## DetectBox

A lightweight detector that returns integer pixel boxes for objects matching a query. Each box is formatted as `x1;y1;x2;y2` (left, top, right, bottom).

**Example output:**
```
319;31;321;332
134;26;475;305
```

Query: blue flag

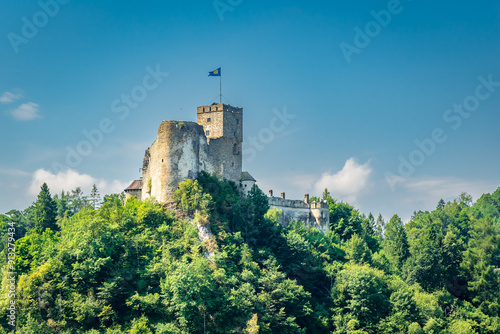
209;67;221;76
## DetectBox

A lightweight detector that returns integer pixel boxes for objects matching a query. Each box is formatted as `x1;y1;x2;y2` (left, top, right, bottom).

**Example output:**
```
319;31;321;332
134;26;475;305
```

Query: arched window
233;143;239;155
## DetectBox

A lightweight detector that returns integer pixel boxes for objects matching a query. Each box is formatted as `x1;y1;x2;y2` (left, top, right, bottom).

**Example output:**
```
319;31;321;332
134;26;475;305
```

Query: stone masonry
125;103;330;233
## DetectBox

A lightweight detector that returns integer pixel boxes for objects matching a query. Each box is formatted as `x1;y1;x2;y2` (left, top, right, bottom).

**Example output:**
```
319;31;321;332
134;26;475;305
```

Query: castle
124;103;329;233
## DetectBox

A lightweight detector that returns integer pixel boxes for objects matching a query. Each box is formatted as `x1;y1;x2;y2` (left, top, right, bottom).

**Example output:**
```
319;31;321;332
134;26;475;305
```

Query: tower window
207;117;211;123
236;119;239;124
206;130;210;136
233;143;239;155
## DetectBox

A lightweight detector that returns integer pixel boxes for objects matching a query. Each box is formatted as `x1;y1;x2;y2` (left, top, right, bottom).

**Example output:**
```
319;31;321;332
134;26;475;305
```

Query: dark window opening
236;118;239;124
207;117;211;122
206;130;210;136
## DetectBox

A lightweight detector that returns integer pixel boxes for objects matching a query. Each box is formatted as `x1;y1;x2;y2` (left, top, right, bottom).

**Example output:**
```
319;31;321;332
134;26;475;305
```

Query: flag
209;67;221;76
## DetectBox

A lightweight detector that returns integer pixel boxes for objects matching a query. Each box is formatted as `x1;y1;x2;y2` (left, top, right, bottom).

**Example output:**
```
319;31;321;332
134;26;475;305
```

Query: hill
1;173;499;333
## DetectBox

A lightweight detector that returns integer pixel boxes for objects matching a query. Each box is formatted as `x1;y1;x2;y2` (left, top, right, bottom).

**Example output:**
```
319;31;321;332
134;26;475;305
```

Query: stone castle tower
133;103;250;203
124;102;330;233
196;103;243;182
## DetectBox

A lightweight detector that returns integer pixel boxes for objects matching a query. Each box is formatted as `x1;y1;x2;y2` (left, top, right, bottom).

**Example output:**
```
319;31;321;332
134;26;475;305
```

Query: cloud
314;158;373;203
11;102;41;121
402;176;496;206
0;91;22;104
0;167;30;177
29;168;130;197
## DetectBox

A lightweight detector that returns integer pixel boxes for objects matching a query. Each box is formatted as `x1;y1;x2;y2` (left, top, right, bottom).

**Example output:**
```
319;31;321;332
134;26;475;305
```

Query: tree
163;258;222;333
243;314;260;334
458;192;473;208
441;229;466;296
404;219;444;291
461;217;500;311
173;179;211;216
90;184;101;209
384;215;409;270
375;214;385;239
54;190;70;219
240;184;269;245
362;213;376;237
332;264;390;330
69;187;90;214
330;202;363;242
345;234;371;264
33;183;58;233
322;188;331;201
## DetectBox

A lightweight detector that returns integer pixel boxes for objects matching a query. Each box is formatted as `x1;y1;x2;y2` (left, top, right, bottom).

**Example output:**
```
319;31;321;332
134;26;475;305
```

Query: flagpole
220;73;222;104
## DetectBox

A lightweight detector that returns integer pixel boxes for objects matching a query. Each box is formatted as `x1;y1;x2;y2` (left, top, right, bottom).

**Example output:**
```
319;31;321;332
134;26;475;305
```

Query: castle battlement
197;103;243;114
267;190;330;233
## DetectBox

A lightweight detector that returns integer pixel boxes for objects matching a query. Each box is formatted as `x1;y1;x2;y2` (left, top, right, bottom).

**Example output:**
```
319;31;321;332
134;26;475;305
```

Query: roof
125;180;143;191
240;171;256;182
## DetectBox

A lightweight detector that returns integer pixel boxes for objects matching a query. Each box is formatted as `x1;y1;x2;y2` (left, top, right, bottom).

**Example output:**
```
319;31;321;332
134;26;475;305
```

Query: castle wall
142;121;208;202
125;189;142;200
196;108;224;139
268;197;330;234
207;137;242;183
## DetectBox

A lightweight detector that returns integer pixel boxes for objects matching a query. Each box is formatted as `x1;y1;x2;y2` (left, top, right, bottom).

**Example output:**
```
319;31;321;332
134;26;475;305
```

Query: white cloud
0;167;30;177
29;168;130;197
402;176;497;206
314;158;373;203
0;91;22;104
11;102;41;121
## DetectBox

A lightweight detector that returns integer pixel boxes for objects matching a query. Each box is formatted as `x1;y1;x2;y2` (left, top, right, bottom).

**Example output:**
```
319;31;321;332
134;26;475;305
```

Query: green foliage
33;182;58;233
329;201;363;241
344;234;371;264
173;179;211;216
332;264;390;330
2;180;500;333
384;215;410;270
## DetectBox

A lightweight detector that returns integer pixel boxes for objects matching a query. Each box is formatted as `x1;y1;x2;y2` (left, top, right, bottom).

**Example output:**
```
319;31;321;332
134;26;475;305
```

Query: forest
0;172;499;333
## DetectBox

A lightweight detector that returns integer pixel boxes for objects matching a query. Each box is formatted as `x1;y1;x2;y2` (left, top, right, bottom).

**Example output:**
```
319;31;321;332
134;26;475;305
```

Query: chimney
281;192;285;199
269;189;273;197
304;194;309;203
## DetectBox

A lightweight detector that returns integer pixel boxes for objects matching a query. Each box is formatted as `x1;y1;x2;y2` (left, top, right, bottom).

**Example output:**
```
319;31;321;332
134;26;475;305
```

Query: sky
1;0;499;222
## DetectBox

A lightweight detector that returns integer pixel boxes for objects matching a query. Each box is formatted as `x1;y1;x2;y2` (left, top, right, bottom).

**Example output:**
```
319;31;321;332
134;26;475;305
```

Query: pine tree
55;190;69;218
89;184;101;209
33;183;58;233
376;214;386;239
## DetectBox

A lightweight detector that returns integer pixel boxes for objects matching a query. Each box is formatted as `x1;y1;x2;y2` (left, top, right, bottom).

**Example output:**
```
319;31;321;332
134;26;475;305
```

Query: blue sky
1;0;499;221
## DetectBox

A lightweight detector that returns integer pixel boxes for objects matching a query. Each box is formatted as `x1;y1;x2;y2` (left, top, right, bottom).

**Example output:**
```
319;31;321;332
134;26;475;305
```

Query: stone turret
197;103;243;183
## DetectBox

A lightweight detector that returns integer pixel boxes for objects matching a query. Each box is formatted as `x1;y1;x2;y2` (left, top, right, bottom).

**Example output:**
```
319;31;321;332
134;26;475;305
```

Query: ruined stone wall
268;197;330;234
142;121;208;202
